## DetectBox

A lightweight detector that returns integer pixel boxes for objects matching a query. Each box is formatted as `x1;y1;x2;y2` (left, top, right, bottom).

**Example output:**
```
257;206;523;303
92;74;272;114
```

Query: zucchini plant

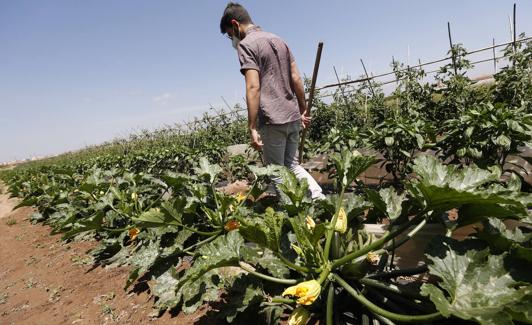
155;151;531;324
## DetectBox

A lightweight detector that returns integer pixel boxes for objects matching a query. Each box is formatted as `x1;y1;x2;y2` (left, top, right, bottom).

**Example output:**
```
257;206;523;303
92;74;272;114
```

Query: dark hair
220;2;253;34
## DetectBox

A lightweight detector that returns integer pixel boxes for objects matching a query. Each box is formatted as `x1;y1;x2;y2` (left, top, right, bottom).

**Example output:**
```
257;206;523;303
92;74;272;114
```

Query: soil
0;184;221;325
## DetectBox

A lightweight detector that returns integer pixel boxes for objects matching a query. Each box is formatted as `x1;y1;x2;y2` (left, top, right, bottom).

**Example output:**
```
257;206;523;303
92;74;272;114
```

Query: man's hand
244;69;261;150
301;113;312;129
250;128;263;151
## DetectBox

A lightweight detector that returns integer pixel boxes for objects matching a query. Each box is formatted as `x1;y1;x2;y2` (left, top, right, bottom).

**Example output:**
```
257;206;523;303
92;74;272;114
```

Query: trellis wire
316;36;530;92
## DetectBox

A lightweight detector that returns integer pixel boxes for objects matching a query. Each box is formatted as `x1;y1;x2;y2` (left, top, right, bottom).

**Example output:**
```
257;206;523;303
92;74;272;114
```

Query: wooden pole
447;22;458;75
407;45;410;67
513;3;517;51
298;41;324;163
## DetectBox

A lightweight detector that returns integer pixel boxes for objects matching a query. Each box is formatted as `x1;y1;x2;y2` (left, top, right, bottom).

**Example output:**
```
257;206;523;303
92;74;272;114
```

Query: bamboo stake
221;96;233;111
298;42;324;163
333;65;349;105
364;93;368;124
360;59;376;97
492;38;497;73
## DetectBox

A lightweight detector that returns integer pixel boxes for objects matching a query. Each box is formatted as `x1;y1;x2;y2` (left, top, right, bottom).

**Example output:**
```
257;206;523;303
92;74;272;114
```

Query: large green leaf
277;168;311;216
177;231;244;290
330;150;376;190
288;214;321;266
365;187;406;221
152;267;182;310
89;232;131;267
217;274;264;323
126;241;160;289
240;244;290;278
14;196;37;209
421;237;532;325
125;229;194;289
316;193;370;225
408;155;530;225
180;270;221;314
238;207;285;252
151;264;221;314
507;295;532;323
160;171;192;191
193;157;222;183
412;155;498;190
476;218;532;262
132;208;180;227
62;210;105;239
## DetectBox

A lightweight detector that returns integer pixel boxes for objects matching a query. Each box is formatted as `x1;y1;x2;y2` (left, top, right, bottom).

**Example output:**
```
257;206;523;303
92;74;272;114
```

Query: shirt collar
245;25;261;34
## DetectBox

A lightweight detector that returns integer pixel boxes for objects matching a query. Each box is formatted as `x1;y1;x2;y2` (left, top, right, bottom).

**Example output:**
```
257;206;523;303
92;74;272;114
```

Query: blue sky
1;1;530;163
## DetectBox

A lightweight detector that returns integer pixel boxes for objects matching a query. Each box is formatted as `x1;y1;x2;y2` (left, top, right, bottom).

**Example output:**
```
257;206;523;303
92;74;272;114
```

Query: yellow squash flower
282;280;321;305
288;306;311;325
305;216;315;230
128;227;140;241
366;251;380;265
235;192;247;204
334;207;347;234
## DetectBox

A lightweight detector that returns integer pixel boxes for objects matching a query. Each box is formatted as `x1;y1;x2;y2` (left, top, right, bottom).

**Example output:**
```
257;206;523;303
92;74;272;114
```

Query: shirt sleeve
287;45;296;63
237;42;259;75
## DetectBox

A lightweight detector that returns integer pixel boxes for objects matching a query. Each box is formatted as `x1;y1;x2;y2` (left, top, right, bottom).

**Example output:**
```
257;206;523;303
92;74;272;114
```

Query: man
220;2;325;200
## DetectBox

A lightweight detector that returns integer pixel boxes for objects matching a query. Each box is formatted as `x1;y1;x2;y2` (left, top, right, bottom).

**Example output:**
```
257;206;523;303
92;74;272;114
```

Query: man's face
226;21;241;41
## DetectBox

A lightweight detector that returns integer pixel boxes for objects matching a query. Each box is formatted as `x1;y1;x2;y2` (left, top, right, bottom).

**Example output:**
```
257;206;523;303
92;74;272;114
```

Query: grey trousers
259;120;324;199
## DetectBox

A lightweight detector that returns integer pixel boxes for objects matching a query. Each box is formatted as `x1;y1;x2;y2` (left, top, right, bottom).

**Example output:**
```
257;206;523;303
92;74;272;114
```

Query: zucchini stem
239;261;299;285
333;273;442;323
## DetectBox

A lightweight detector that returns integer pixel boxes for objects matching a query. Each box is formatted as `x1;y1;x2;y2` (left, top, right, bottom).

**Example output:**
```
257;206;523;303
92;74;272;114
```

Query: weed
0;292;8;304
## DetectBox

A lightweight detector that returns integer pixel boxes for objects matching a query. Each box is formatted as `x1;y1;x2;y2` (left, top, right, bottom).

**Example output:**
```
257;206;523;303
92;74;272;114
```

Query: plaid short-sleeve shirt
237;26;301;127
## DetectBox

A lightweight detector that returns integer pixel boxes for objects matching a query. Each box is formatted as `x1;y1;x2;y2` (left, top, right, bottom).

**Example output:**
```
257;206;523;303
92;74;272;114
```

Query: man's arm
290;61;311;128
244;69;263;150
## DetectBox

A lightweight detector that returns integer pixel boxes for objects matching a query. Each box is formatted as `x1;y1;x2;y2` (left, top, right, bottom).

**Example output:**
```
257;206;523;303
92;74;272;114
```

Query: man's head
220;2;253;42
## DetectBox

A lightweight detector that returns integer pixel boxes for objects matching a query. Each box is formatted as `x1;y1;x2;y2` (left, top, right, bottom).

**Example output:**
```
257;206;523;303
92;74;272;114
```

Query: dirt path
0;186;216;325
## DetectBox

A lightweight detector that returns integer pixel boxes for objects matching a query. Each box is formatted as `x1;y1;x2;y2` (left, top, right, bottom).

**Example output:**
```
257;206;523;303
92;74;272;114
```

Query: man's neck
240;23;255;38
